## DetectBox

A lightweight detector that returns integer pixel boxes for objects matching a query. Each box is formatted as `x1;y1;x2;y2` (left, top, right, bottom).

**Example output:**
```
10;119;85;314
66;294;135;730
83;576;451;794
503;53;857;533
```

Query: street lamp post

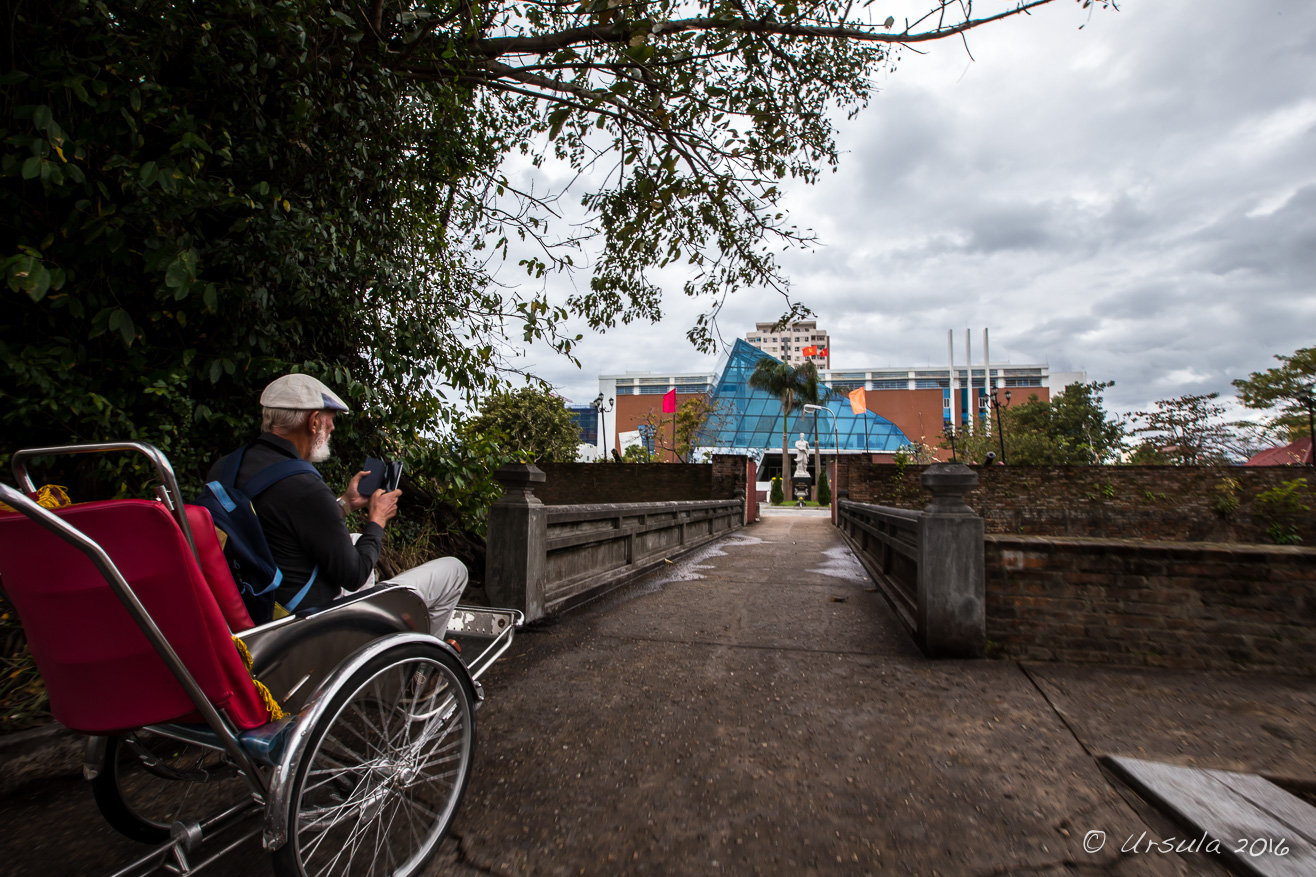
591;393;614;461
990;389;1012;464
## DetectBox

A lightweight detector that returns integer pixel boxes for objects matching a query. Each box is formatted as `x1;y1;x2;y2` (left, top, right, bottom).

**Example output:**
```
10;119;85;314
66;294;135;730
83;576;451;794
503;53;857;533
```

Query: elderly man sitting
208;374;467;635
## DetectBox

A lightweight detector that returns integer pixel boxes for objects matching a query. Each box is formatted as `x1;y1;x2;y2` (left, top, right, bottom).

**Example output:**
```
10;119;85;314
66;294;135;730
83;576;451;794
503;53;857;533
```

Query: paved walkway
2;515;1312;875
446;515;1315;876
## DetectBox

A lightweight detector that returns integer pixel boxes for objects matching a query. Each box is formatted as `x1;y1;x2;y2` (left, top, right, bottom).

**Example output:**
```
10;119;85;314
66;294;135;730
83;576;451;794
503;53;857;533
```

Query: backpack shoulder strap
218;445;248;488
241;458;323;499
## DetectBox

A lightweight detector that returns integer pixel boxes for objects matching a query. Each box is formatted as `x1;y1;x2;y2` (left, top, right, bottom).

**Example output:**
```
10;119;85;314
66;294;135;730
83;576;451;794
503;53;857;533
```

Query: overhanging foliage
2;0;1108;491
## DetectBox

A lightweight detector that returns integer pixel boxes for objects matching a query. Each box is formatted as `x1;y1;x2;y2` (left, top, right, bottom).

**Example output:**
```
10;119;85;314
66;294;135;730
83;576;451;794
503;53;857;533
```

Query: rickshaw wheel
272;640;476;877
92;730;250;844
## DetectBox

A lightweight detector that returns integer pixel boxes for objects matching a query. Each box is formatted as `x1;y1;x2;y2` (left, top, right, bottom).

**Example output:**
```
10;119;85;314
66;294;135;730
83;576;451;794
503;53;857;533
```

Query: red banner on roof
662;388;677;413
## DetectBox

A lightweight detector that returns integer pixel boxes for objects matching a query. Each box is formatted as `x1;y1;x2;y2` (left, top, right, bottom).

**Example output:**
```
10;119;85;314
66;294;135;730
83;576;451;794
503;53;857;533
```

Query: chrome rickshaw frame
0;442;521;877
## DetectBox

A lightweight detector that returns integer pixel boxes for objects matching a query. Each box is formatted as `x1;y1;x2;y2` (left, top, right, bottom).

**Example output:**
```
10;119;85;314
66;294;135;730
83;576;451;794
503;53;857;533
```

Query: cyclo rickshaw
0;442;520;876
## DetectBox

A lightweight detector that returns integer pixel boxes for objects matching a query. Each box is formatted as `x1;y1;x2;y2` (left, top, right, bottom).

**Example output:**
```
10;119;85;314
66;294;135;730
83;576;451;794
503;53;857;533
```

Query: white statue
792;432;811;478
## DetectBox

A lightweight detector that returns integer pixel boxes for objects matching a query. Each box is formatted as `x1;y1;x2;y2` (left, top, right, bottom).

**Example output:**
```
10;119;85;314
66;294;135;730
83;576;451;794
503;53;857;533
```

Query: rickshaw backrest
0;499;274;734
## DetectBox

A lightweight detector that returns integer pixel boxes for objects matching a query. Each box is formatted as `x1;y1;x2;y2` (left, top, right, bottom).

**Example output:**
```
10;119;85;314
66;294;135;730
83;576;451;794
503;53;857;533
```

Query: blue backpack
196;445;323;626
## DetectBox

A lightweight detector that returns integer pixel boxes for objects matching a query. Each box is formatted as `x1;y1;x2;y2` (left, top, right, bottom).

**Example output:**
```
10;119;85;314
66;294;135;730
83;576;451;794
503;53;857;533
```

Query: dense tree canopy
946;381;1124;465
464;386;581;462
2;0;1107;495
1233;345;1316;442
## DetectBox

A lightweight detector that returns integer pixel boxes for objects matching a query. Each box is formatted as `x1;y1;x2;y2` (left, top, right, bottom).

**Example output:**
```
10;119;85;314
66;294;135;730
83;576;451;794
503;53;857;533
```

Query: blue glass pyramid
696;339;909;455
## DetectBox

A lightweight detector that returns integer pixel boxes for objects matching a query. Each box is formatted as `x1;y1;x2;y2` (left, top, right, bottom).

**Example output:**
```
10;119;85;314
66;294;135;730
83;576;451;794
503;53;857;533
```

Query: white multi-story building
744;321;831;367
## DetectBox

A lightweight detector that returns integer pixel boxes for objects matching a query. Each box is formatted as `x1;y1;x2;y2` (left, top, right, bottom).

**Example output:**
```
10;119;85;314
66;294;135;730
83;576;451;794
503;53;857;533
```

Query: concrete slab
1023;663;1316;780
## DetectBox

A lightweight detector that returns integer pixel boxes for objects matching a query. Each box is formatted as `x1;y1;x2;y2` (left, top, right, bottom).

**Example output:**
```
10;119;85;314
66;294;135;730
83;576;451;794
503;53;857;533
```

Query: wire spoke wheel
92;730;252;844
274;642;475;877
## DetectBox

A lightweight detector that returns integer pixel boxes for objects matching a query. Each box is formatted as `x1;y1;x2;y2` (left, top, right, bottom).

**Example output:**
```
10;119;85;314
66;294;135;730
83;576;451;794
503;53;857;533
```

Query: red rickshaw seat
0;499;273;734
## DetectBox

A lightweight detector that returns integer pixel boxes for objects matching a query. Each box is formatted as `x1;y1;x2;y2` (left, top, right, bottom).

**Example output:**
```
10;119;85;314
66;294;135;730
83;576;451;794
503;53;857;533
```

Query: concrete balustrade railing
485;463;746;622
836;463;985;658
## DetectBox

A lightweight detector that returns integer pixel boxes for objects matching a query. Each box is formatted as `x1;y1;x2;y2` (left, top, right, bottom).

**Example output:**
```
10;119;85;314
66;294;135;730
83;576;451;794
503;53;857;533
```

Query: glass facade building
696;340;910;454
566;405;598;445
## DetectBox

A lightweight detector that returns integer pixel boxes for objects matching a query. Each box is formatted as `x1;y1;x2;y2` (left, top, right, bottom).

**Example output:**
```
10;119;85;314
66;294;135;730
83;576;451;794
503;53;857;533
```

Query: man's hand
367;488;402;528
341;470;374;513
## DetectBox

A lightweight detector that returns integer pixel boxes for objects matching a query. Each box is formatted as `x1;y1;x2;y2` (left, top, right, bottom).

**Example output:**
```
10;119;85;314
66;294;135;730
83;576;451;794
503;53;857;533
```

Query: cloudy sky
504;0;1316;417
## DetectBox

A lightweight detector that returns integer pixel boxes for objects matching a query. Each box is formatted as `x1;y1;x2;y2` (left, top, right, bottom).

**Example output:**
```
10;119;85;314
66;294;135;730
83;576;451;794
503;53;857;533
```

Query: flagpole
671;412;677;463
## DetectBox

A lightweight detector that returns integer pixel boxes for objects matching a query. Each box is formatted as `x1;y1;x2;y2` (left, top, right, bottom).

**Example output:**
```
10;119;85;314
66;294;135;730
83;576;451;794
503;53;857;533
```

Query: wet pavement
2;514;1313;875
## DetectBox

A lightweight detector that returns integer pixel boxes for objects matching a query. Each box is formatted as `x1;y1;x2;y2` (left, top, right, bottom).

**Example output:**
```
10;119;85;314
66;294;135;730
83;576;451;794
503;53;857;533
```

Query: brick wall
835;461;1316;543
534;456;748;505
985;535;1316;674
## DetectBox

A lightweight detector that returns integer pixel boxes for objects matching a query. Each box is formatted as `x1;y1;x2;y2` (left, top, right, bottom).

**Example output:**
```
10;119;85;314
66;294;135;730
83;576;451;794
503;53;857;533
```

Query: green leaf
6;255;52;301
21;156;41;179
164;250;197;289
107;308;135;346
547;108;570;141
139;161;158;186
32;105;51;131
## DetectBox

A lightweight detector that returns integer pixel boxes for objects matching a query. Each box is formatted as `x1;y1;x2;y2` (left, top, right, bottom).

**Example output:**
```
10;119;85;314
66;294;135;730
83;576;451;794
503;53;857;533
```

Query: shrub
1255;478;1311;545
769;476;784;505
817;467;831;505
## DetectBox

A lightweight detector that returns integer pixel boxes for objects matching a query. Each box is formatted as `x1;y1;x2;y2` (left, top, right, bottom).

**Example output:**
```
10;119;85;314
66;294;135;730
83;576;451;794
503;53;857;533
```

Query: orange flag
801;345;817;356
848;387;867;415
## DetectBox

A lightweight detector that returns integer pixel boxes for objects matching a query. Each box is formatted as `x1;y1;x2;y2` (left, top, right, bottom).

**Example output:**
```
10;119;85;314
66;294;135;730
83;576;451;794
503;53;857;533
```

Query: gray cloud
507;0;1316;418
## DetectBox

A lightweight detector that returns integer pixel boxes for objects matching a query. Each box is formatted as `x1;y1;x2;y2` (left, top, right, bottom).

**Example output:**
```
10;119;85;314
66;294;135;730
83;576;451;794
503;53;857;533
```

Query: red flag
662;388;676;413
818;347;828;356
848;387;867;415
801;345;817;356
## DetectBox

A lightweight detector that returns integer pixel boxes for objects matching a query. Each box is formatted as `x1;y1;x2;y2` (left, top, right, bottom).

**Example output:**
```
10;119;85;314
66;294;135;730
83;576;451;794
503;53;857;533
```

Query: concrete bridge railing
836;463;985;658
485;463;746;622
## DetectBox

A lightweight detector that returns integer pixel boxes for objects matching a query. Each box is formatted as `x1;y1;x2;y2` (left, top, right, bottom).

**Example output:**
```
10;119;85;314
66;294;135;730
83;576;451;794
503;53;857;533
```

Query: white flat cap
260;374;350;412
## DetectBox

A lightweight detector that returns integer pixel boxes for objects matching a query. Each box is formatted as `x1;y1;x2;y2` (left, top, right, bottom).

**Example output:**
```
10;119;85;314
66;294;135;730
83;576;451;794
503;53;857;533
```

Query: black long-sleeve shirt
207;433;382;610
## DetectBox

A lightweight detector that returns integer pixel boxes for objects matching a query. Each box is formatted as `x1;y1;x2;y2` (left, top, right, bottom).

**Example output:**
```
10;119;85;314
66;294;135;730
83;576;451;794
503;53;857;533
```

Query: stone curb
0;722;84;797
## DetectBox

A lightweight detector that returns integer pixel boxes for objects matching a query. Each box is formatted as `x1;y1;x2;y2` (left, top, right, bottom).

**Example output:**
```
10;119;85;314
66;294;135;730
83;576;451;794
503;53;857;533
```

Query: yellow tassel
254;679;287;721
232;636;253;670
231;636;284;721
0;484;72;513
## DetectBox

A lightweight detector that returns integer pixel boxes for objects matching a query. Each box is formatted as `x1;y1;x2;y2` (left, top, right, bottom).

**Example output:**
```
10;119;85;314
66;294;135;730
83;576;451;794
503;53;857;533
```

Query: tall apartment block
744;321;831;368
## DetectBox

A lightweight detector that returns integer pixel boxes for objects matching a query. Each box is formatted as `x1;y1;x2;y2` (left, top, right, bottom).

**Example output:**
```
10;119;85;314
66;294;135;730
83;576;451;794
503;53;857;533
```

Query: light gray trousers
351;534;469;636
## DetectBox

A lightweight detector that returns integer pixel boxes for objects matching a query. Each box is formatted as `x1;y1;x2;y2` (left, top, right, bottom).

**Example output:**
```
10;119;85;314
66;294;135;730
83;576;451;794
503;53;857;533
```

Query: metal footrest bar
105;799;260;877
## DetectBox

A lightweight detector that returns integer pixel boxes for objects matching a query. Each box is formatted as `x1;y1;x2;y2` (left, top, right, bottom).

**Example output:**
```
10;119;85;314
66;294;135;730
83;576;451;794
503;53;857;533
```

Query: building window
871;380;906;390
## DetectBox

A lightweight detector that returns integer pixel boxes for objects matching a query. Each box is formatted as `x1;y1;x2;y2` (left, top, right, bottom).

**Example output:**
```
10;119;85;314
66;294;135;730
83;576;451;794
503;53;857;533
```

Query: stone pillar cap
920;462;978;514
493;463;546;487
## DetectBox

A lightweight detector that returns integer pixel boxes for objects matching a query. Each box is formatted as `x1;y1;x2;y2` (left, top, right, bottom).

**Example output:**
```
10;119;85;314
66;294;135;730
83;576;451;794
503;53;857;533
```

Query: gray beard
309;430;332;463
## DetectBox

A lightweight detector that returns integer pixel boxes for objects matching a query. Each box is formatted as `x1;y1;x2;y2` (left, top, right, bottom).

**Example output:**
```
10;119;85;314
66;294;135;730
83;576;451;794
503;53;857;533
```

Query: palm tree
748;356;825;482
